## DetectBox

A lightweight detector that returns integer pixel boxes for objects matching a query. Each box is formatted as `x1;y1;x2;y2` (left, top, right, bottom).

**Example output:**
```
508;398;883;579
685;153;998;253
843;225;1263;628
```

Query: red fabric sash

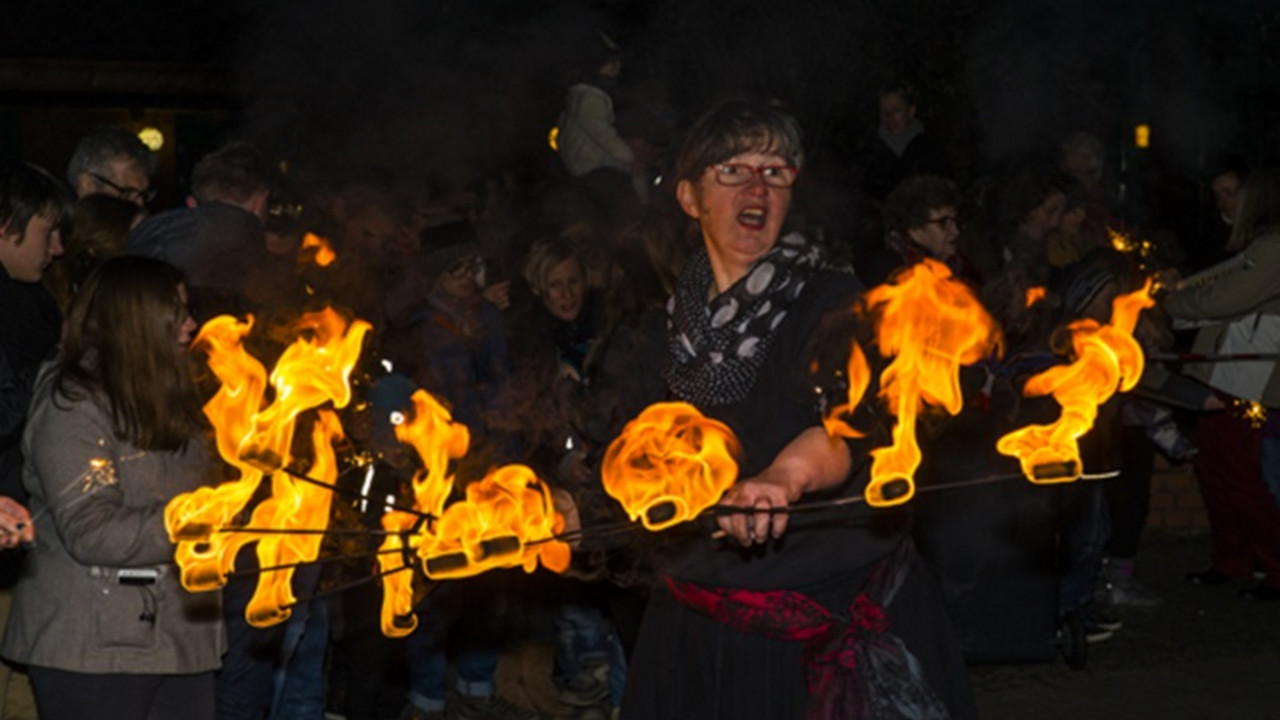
664;539;949;720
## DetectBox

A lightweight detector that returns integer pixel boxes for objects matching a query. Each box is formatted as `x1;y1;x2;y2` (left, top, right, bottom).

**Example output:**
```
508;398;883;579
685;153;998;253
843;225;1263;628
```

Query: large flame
837;259;1002;507
600;401;740;531
376;389;570;637
997;280;1154;482
166;308;371;625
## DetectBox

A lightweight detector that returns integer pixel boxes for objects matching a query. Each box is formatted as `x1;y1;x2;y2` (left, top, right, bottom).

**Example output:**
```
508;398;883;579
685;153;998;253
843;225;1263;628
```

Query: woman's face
906;206;960;260
541;257;586;322
175;284;197;347
676;150;793;283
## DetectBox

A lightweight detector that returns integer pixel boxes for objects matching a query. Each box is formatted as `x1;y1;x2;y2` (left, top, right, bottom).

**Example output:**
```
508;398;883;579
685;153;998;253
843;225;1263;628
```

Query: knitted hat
1056;248;1129;317
419;218;480;279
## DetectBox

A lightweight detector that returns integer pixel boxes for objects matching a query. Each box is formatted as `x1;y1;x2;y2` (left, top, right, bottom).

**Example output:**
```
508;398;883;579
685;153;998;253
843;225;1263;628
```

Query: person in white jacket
557;40;648;226
558;52;633;179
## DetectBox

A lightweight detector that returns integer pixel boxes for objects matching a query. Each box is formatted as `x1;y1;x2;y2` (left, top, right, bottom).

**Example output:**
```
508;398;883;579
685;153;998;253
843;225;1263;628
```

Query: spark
1237;399;1268;428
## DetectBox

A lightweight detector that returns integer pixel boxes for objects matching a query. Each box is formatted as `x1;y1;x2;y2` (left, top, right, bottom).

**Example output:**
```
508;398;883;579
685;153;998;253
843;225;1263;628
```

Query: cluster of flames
820;261;1154;504
164;307;569;637
163;248;1155;635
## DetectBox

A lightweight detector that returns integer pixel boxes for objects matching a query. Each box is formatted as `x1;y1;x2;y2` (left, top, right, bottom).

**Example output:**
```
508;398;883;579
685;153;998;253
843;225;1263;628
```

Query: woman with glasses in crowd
1;256;222;720
616;99;975;720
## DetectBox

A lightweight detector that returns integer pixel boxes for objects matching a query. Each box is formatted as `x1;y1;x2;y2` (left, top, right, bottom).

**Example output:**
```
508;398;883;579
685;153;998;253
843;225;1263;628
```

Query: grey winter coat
0;370;223;674
1163;230;1280;406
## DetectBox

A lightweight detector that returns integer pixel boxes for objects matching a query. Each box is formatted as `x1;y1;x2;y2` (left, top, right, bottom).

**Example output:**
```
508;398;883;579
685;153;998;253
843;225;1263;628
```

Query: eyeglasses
708;163;799;189
924;214;960;229
89;172;156;204
446;257;483;278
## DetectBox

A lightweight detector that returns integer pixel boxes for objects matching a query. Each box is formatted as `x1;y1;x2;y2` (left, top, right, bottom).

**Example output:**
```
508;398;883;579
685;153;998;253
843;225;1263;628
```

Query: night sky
7;0;1280;187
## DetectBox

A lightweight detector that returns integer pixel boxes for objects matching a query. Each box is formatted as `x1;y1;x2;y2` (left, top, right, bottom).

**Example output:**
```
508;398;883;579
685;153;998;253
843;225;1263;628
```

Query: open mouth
738;207;766;230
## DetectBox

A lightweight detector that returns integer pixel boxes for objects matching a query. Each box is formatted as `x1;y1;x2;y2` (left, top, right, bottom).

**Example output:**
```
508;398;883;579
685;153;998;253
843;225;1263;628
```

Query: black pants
29;666;215;720
1106;425;1156;559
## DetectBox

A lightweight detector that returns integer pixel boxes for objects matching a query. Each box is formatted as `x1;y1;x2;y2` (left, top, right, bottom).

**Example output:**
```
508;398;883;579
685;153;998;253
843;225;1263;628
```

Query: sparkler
26;450;147;528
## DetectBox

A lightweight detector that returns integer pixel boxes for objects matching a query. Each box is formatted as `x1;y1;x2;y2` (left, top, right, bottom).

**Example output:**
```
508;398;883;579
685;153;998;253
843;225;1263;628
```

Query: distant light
137;127;164;151
548;126;559;152
1134;124;1150;149
381;359;394;373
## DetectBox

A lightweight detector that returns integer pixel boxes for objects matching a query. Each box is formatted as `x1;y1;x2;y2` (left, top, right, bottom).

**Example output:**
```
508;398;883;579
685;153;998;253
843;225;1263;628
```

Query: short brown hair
882;175;961;236
55;256;203;451
191;142;271;205
674;98;804;185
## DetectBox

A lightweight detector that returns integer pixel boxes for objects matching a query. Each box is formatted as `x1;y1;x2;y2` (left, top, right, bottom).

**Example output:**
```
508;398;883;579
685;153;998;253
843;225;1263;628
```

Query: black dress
621;269;976;720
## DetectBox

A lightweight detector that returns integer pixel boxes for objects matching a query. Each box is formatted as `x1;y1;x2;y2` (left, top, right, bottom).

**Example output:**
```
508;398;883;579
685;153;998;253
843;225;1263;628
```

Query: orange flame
166;308;371;626
841;259;1002;507
822;341;872;440
300;232;336;267
376;389;570;637
1025;286;1047;308
996;280;1154;483
601;401;740;531
418;464;570;580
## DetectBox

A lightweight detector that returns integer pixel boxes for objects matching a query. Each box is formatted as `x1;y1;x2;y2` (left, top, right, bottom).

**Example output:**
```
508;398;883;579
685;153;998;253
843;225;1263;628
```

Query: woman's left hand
716;467;805;547
714;427;853;547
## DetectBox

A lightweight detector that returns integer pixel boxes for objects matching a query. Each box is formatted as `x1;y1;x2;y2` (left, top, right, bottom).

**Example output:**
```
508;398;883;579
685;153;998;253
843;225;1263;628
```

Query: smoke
967;0;1275;175
231;0;613;192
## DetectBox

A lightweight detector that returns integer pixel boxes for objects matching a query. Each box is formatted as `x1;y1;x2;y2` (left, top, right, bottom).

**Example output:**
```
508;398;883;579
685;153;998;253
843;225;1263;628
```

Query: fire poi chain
161;264;1155;638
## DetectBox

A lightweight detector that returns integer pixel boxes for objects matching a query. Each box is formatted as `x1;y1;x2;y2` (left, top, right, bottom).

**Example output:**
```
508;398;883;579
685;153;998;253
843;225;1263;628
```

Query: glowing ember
300;232;337;267
835;259;1002;507
601;401;740;531
165;308;371;625
1025;286;1047;308
997;280;1154;483
1109;227;1137;254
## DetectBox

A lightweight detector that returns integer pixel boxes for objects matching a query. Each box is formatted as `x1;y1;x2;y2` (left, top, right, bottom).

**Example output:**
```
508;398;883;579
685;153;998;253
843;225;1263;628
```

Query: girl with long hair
1;255;222;720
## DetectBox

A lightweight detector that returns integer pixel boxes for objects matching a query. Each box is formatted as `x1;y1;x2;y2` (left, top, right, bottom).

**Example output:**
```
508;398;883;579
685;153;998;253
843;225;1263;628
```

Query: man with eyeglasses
65;125;156;207
128;142;279;322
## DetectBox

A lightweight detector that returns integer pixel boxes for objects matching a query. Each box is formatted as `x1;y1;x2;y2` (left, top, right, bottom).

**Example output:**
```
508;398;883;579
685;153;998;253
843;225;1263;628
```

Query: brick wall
1146;457;1210;533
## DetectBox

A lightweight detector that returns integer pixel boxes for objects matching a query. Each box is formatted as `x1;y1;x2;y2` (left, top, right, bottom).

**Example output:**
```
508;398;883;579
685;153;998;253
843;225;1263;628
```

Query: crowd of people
0;53;1279;720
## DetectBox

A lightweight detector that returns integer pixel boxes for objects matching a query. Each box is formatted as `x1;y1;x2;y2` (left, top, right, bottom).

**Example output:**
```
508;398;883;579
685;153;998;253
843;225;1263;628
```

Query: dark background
4;0;1278;230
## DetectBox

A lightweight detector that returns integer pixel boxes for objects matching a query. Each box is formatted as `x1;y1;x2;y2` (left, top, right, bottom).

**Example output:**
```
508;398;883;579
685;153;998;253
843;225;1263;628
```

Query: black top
663;269;909;590
0;266;61;500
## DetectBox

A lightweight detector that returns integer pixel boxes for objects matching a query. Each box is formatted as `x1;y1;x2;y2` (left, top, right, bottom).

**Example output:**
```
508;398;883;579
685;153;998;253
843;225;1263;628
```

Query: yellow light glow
1134;124;1150;149
138;127;164;152
548;126;559;152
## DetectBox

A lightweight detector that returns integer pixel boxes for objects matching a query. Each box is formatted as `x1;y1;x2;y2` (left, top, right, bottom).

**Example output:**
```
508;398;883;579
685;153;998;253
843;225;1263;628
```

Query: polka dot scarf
665;232;825;407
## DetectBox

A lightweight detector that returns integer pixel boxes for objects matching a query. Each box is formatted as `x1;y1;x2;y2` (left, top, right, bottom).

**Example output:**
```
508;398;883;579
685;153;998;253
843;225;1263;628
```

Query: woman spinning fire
618;99;976;720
